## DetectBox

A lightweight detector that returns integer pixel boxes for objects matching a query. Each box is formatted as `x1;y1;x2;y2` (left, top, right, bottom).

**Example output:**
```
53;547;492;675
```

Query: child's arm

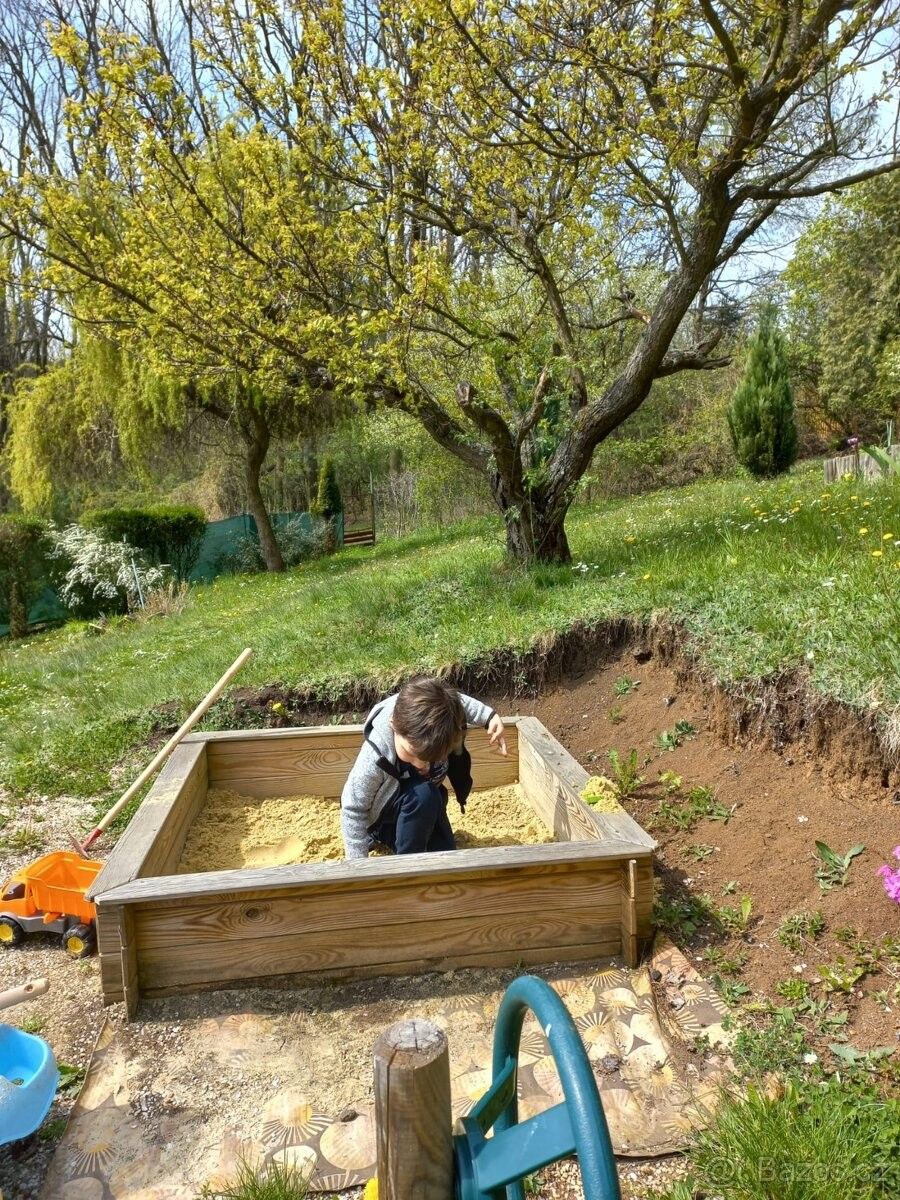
341;742;387;859
458;692;507;756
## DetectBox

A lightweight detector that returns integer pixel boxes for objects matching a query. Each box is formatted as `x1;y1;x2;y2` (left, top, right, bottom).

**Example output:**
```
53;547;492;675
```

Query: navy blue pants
369;778;457;855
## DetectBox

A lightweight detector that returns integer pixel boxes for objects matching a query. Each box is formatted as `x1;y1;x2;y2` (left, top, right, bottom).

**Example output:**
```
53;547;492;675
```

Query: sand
177;783;553;873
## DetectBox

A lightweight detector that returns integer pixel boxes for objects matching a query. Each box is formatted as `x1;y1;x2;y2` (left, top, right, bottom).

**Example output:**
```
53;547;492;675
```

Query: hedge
82;504;206;580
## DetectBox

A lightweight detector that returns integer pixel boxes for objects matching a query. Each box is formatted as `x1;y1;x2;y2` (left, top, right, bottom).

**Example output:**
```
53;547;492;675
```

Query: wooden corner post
374;1019;453;1200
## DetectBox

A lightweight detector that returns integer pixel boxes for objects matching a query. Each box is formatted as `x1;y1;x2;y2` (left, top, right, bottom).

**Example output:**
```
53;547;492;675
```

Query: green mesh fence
1;511;343;635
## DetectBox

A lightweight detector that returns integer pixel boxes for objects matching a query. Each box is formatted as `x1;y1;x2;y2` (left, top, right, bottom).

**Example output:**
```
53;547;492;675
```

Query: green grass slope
2;465;898;798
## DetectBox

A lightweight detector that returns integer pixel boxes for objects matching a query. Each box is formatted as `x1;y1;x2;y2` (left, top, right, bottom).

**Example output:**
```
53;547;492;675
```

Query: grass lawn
2;463;899;800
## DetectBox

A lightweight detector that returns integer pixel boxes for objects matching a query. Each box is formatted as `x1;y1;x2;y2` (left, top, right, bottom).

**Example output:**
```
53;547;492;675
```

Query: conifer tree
314;458;343;519
728;309;798;477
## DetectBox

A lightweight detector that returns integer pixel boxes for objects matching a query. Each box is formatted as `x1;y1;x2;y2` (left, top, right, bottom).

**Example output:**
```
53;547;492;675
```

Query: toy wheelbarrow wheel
0;917;25;948
62;923;96;959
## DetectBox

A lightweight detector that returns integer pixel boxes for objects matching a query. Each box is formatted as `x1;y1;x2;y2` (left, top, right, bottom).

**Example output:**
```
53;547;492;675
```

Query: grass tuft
650;1078;900;1200
198;1158;311;1200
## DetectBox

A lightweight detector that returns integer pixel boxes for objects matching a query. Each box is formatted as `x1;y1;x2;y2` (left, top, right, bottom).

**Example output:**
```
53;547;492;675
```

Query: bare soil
501;647;900;1059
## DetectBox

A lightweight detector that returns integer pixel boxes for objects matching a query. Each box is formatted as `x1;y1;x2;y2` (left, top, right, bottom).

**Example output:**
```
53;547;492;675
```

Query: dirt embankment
196;617;899;797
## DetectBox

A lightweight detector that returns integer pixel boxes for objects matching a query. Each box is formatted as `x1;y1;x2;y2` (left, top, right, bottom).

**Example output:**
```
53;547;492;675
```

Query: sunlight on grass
2;464;898;797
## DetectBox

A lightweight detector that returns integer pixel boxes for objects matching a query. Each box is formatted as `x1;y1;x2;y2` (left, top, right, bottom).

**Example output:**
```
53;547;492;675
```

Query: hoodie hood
362;694;399;762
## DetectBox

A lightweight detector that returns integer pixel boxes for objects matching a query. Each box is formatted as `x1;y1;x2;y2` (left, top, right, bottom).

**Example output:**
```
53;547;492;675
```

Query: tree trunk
242;414;285;572
8;577;28;639
504;506;571;563
490;473;572;564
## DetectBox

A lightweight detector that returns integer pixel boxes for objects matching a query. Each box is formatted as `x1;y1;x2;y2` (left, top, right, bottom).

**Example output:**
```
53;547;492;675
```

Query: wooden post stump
374;1018;453;1200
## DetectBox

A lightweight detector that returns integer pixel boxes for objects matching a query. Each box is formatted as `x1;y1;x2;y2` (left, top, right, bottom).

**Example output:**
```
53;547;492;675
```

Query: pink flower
877;847;900;904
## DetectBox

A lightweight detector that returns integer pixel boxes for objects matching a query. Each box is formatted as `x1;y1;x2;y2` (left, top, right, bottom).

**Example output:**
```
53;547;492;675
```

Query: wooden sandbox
89;718;656;1016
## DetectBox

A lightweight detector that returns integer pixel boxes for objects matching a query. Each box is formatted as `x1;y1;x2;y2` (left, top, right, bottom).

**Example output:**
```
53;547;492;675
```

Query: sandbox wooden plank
88;741;208;898
98;837;653;906
192;721;519;797
134;908;625;991
517;716;656;849
131;863;623;947
141;939;623;999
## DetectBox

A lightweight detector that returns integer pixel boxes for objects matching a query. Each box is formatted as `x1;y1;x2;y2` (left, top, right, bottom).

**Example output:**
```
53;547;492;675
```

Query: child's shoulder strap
365;736;402;780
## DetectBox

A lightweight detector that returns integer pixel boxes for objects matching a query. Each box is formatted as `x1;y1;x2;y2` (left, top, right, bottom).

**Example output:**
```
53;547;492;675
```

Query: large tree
2;0;898;561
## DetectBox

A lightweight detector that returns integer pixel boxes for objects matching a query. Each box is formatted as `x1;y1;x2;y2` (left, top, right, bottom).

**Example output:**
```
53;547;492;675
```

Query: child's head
392;678;466;767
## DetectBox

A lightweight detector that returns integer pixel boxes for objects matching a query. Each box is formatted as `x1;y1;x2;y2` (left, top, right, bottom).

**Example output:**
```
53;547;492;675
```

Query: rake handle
80;647;253;850
0;977;50;1012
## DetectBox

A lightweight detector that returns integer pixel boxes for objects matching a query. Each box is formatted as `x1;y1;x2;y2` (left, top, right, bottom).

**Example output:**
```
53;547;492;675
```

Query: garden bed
89;718;655;1016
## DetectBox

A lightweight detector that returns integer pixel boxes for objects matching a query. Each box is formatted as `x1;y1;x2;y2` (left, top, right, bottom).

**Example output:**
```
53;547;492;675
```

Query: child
341;677;508;858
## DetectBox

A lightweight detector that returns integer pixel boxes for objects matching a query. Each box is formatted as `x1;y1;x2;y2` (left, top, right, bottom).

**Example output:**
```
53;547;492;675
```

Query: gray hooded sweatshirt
340;691;496;859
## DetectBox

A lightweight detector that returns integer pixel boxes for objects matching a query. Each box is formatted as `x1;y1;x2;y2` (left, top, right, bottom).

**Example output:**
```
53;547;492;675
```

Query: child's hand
487;714;508;756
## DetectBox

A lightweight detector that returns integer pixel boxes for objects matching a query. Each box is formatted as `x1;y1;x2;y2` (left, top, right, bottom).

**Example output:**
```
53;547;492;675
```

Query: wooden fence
823;445;899;484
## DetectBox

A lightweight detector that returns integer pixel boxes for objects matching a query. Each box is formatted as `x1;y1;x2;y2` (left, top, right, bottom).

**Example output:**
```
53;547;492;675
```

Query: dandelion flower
883;532;893;540
859;527;869;535
642;573;651;581
872;550;883;558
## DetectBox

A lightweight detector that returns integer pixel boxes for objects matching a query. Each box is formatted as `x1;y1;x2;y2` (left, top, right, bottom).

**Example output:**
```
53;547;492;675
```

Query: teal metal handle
454;975;621;1200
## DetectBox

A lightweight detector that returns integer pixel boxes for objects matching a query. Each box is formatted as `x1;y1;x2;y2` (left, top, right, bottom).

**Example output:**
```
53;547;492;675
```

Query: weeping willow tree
6;338;331;569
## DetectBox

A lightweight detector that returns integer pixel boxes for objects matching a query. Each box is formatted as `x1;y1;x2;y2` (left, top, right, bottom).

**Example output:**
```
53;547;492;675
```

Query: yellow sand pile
177;783;551;872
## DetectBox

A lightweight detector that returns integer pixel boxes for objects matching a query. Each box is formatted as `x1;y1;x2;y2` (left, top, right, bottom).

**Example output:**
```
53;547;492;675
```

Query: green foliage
613;675;640;695
717;895;754;936
656;720;697;751
0;515;51;637
775;978;811;1002
728;307;798;478
654;1078;900;1200
588;367;739;499
57;1062;86;1094
653;889;716;940
198;1157;310;1200
312;458;343;520
225;517;333;575
816;957;870;994
732;1008;812;1078
714;976;751;1005
704;946;747;976
787;172;900;441
83;505;206;580
684;843;716;861
2;0;891;563
776;911;825;952
864;445;900;477
606;748;644;798
815;841;865;891
653;785;729;832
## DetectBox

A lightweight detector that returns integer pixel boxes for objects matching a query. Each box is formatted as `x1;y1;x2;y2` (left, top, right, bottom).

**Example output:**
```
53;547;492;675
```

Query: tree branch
744;158;900;201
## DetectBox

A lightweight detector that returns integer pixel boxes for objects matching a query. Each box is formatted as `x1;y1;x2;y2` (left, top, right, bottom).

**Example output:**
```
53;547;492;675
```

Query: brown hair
393;677;466;761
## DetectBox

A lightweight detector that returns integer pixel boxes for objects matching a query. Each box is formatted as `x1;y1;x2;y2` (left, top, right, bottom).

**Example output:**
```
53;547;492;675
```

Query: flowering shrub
224;517;332;574
877;847;900;904
49;525;167;616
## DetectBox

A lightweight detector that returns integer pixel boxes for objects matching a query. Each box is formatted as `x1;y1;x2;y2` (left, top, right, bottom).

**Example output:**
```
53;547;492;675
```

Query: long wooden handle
0;977;50;1012
81;648;253;849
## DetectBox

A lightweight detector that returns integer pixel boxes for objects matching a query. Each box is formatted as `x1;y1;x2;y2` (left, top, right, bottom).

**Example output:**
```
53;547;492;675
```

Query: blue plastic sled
0;1024;60;1145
